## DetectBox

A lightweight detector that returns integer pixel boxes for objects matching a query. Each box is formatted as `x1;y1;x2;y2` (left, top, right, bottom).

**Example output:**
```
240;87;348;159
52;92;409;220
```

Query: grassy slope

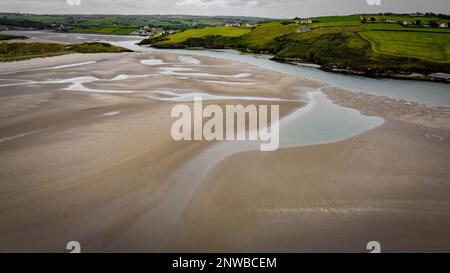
157;27;251;44
276;26;450;74
0;42;131;62
232;22;301;53
240;22;298;46
0;33;27;40
147;15;450;75
70;27;137;35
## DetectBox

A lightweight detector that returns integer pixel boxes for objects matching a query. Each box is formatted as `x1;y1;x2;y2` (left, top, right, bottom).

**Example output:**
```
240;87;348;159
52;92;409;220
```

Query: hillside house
440;22;448;28
225;23;241;27
296;19;313;25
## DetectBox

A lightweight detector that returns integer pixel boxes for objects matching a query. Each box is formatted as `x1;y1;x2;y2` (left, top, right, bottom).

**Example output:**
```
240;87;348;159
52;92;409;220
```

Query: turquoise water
279;91;383;148
113;42;397;148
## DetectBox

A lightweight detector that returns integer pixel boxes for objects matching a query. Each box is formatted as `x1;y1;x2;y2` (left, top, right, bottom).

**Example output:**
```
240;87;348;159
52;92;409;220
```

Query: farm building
296;19;313;25
225;23;241;27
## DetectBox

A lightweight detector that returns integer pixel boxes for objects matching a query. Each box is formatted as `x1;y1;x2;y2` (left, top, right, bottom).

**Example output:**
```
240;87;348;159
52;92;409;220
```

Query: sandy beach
171;88;450;253
0;50;312;252
0;32;449;252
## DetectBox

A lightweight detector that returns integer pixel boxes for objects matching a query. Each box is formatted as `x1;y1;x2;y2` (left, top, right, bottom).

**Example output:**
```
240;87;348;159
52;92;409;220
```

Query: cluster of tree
376;12;450;19
422;13;450;20
0;17;49;29
361;16;444;28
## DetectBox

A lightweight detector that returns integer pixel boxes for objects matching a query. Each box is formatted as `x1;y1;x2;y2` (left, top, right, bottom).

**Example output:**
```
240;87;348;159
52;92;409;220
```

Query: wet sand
2;30;143;45
0;50;312;252
171;88;450;253
1;33;449;252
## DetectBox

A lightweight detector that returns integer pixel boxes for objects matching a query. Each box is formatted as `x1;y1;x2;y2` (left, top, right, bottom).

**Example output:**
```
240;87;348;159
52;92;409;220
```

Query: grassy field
310;15;361;28
0;42;131;62
156;27;251;44
241;22;299;47
360;31;450;62
70;27;138;35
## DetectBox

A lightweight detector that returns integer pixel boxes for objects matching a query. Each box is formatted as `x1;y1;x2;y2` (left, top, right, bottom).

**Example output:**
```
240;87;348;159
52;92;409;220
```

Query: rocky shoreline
272;56;450;84
147;42;450;84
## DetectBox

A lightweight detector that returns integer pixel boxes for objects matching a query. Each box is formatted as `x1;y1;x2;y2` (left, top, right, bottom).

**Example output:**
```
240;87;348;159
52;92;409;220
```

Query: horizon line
1;11;448;20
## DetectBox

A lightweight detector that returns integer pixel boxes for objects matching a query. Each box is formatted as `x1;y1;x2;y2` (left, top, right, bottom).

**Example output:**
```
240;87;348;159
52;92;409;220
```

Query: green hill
0;42;132;62
0;13;272;34
0;33;27;40
142;14;450;79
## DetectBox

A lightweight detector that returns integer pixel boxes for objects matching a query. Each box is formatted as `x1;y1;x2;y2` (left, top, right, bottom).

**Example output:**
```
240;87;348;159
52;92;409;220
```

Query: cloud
0;0;448;18
175;0;261;8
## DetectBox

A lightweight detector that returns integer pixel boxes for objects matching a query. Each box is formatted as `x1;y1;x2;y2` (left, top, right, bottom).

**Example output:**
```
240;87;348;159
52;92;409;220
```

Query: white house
296;19;313;25
225;23;241;27
440;22;448;28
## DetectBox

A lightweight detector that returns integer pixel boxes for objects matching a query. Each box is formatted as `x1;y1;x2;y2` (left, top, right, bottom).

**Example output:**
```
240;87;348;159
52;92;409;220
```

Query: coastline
3;28;449;83
0;32;449;252
272;57;450;84
149;44;450;84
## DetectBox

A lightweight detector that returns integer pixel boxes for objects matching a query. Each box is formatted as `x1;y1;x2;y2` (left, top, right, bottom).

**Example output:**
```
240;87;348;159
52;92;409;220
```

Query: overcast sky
0;0;449;18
